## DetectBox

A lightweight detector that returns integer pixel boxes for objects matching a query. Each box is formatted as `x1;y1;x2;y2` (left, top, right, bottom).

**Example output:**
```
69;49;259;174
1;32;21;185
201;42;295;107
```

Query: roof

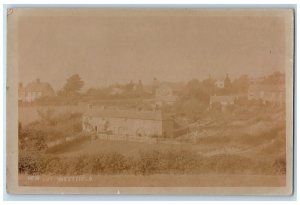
248;84;285;92
84;108;172;121
24;80;55;95
210;95;236;103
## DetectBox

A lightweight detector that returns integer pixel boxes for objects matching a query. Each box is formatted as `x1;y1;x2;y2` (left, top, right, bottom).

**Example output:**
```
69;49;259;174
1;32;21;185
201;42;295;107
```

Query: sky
18;11;287;90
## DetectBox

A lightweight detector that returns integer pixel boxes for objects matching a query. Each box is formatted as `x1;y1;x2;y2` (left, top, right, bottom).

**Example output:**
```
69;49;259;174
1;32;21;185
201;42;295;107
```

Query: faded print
8;8;293;193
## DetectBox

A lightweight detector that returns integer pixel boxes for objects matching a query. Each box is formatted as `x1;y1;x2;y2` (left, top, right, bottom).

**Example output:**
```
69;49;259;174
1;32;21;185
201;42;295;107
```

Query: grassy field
50;138;205;157
48;137;253;160
19;173;286;187
50;120;285;162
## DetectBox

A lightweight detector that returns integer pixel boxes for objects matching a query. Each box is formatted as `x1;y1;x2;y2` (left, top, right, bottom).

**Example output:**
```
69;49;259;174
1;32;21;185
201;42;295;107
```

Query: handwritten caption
26;175;93;183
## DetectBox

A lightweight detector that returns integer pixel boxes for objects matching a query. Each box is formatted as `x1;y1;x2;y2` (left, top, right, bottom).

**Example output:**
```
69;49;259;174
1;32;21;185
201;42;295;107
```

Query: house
110;87;124;95
215;80;225;88
18;83;27;103
18;79;55;103
248;84;285;105
82;106;174;138
209;95;236;111
155;82;183;105
214;74;231;89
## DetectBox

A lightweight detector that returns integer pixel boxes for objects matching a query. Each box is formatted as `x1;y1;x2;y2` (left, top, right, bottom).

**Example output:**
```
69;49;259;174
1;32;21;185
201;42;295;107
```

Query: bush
18;150;284;176
19;154;47;175
273;158;286;175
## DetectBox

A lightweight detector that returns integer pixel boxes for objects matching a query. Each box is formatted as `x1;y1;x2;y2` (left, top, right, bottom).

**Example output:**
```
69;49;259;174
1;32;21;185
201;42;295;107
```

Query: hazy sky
18;12;286;90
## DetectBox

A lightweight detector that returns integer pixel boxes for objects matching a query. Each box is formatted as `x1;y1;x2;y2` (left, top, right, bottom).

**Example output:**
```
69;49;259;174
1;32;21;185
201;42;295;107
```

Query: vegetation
18;150;285;176
19;110;83;153
59;74;84;96
18;71;286;178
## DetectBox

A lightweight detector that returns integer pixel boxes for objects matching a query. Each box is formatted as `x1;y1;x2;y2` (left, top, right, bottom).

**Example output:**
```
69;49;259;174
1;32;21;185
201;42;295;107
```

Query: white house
18;79;55;103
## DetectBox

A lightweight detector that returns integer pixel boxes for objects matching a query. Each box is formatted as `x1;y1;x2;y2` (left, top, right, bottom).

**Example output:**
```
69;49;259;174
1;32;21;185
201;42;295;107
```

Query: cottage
110;87;124;95
248;84;285;105
18;79;55;103
82;106;174;138
209;95;236;111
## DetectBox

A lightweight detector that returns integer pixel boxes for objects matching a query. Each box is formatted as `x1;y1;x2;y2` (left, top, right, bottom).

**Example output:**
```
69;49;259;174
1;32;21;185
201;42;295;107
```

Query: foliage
18;150;284;176
19;110;83;152
18;127;48;152
36;108;56;125
262;71;285;84
61;74;84;96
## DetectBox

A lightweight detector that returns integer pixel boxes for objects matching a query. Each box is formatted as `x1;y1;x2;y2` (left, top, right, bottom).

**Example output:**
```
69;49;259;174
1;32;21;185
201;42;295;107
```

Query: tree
182;79;211;103
224;74;232;91
263;71;285;84
62;74;84;96
125;80;134;92
185;79;201;97
231;74;250;93
202;77;216;95
136;80;144;95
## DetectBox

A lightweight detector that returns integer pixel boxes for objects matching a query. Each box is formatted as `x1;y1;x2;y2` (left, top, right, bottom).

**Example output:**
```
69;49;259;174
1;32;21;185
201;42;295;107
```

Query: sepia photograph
6;8;294;195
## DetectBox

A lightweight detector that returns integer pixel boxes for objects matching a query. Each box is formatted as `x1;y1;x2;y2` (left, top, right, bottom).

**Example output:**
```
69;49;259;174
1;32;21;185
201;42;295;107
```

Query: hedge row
19;150;285;176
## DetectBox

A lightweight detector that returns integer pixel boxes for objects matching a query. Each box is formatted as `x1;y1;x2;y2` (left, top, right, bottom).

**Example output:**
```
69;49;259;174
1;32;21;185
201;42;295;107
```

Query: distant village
18;71;285;140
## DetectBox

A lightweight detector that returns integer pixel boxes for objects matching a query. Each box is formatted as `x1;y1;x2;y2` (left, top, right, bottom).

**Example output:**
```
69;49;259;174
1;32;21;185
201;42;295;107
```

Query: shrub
273;158;286;175
18;150;284;176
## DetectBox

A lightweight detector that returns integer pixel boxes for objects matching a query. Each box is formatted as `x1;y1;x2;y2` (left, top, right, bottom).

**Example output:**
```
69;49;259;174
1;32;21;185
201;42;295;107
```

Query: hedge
19;150;285;176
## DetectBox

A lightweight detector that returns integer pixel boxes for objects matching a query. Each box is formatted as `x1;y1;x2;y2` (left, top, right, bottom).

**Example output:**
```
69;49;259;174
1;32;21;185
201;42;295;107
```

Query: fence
95;133;157;144
94;133;181;145
47;132;183;149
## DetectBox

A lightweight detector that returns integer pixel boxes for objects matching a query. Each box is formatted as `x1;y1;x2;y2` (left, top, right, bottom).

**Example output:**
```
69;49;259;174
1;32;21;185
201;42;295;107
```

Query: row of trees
55;74;149;99
164;74;251;118
163;71;285;120
51;71;285;98
36;72;284;109
181;74;251;101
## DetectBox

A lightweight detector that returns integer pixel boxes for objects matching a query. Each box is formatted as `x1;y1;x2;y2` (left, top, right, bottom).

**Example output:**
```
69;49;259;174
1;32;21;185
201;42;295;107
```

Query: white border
1;0;299;204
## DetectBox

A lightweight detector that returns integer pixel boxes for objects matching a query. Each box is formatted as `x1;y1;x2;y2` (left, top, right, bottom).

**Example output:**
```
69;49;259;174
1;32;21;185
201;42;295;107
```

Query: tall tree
136;80;144;95
224;74;232;90
125;80;134;92
232;74;250;93
62;74;84;96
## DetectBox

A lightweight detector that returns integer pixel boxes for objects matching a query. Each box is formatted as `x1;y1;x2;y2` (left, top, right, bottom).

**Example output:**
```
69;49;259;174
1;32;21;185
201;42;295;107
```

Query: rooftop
20;79;55;94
